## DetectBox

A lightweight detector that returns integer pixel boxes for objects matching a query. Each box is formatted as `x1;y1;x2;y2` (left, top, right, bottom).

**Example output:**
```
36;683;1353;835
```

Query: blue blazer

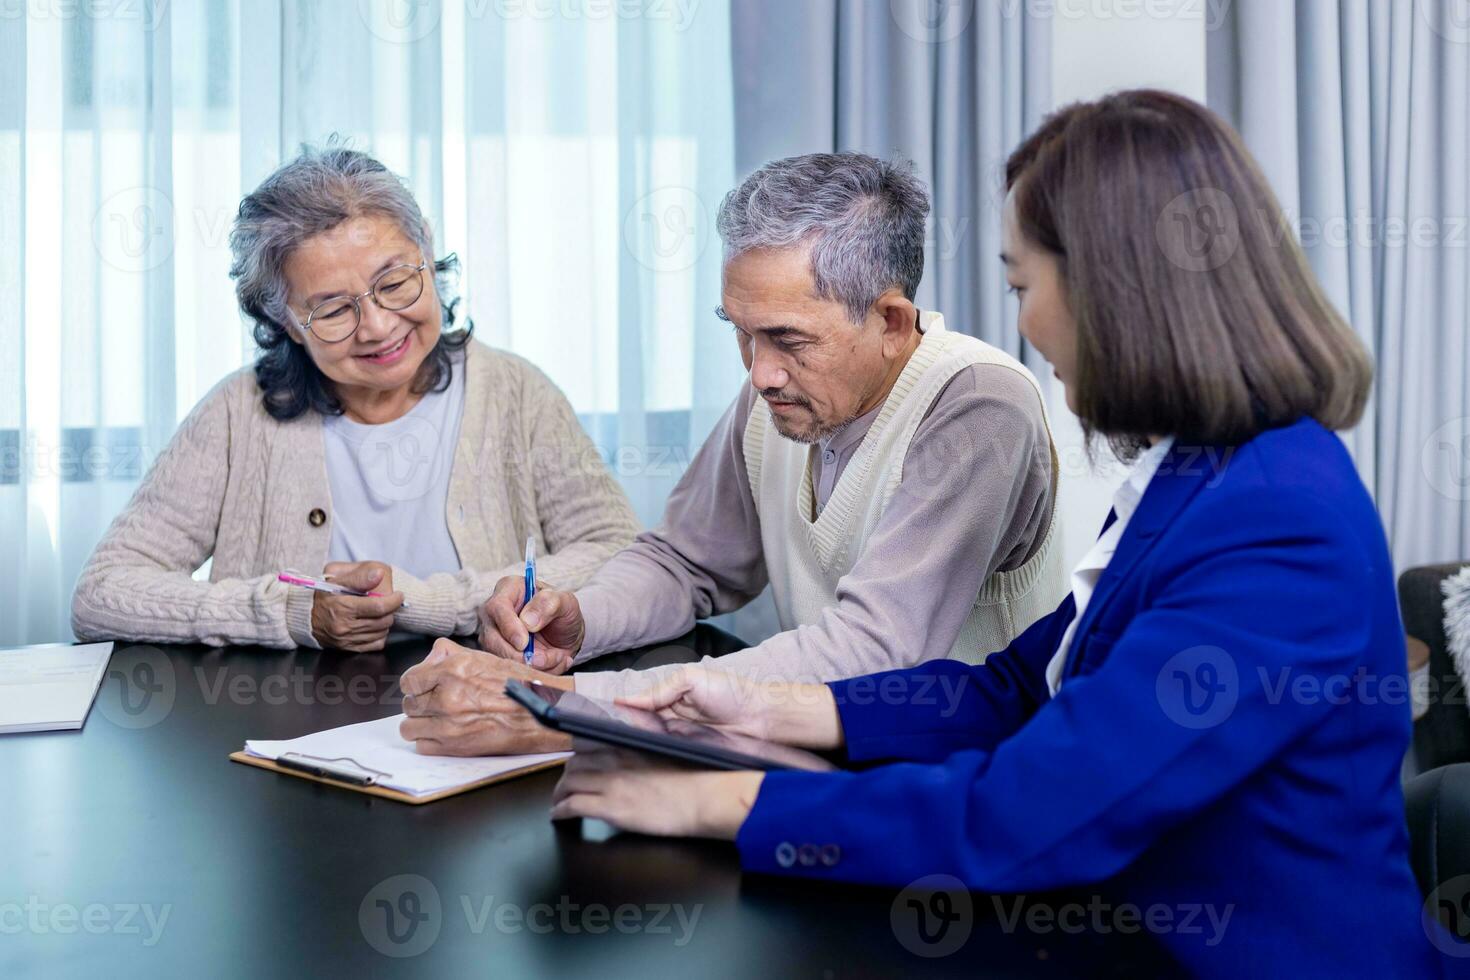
737;419;1443;975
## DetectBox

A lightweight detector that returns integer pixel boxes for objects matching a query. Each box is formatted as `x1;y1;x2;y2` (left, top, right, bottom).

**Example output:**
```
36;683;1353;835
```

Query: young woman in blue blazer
547;90;1443;975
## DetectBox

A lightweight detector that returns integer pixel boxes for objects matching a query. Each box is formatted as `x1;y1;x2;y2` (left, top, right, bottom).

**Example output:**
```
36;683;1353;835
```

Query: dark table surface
2;629;1167;978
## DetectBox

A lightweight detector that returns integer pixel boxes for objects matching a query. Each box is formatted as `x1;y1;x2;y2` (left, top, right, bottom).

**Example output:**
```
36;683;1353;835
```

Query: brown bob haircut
1005;89;1372;460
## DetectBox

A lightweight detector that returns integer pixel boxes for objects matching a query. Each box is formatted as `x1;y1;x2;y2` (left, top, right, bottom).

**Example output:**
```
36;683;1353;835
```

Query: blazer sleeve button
775;842;796;868
308;508;326;527
820;844;841;866
797;844;819;867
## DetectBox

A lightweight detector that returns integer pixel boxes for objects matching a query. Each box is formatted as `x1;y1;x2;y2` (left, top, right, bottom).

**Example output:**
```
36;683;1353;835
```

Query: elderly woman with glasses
71;147;639;652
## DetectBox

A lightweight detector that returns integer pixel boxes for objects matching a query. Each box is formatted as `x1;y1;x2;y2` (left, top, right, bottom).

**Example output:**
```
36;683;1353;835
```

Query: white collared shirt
1045;436;1176;695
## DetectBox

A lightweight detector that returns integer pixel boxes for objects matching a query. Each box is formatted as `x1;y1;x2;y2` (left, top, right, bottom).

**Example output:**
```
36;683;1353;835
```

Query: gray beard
770;407;860;445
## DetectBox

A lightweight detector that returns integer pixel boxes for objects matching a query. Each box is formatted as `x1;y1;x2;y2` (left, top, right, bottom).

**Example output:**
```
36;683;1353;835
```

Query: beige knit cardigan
71;341;640;649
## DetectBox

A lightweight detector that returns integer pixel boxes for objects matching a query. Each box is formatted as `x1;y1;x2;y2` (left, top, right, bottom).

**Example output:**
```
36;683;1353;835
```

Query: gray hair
230;144;470;420
715;152;930;323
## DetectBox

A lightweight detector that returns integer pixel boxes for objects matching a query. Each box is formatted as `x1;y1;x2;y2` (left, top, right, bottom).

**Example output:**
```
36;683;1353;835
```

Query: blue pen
522;536;537;665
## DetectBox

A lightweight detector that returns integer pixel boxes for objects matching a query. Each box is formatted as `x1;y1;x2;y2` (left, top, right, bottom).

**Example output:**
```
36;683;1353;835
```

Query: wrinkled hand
619;666;843;750
311;561;403;652
476;574;584;675
400;637;574;755
549;742;764;840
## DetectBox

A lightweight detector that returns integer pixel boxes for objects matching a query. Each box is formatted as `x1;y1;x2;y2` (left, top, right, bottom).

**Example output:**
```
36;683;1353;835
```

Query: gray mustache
759;390;809;408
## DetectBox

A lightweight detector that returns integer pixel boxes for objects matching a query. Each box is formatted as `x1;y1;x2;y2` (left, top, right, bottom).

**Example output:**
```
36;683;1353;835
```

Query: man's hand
550;743;764;840
476;575;585;674
311;561;403;652
400;637;575;755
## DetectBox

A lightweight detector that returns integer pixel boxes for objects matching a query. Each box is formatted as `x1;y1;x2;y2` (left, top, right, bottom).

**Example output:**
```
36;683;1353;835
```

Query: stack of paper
0;643;115;734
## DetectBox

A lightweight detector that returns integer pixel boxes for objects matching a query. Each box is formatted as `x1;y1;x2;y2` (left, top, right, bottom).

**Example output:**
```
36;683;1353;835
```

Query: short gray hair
230;145;434;337
230;144;470;420
715;152;930;323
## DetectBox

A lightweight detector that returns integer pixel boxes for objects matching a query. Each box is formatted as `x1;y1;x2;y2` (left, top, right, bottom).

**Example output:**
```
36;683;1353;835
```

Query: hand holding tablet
504;679;837;773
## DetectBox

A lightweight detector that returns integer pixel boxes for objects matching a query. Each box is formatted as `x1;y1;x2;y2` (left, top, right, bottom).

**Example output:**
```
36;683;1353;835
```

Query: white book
244;714;571;798
0;642;115;734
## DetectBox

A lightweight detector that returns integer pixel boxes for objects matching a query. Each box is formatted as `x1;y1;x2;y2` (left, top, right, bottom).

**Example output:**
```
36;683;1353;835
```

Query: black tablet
504;679;838;773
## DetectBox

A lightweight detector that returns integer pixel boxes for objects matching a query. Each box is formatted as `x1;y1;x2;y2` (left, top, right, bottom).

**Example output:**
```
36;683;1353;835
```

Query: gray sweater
573;361;1059;699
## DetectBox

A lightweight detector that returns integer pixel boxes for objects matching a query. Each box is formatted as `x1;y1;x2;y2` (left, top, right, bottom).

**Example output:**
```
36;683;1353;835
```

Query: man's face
720;246;892;443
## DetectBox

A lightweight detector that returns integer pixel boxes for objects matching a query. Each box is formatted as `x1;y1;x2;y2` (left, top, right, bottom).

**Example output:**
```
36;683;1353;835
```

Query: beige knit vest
742;312;1065;664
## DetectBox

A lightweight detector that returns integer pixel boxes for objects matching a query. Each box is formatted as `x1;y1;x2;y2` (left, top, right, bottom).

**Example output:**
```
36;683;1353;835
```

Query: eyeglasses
293;259;430;343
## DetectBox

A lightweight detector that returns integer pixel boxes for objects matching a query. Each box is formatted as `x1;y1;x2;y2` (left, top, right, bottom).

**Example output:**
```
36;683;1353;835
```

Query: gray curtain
731;0;1051;355
1208;0;1470;572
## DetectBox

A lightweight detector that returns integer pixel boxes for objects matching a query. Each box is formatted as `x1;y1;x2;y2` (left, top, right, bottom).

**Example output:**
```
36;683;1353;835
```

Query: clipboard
229;750;567;805
230;714;571;805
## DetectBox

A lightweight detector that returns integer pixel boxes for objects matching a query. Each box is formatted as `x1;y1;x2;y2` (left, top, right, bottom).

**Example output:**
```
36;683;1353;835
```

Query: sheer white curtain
0;0;739;645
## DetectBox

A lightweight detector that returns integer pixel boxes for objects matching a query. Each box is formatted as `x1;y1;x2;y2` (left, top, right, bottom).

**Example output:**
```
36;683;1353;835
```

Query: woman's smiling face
282;214;442;403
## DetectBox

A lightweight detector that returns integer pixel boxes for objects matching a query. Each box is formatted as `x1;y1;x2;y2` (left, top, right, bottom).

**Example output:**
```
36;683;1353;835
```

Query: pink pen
277;572;410;608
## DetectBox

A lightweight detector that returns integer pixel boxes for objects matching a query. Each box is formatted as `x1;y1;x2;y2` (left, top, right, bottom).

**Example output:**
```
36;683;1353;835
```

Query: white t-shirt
322;360;466;580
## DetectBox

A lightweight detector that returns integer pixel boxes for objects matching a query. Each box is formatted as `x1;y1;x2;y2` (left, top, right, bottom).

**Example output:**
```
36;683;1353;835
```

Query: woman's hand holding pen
477;575;584;674
310;561;404;652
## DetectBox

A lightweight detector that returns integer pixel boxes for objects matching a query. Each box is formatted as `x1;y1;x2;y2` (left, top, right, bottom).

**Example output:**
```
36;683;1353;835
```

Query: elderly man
400;152;1065;755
